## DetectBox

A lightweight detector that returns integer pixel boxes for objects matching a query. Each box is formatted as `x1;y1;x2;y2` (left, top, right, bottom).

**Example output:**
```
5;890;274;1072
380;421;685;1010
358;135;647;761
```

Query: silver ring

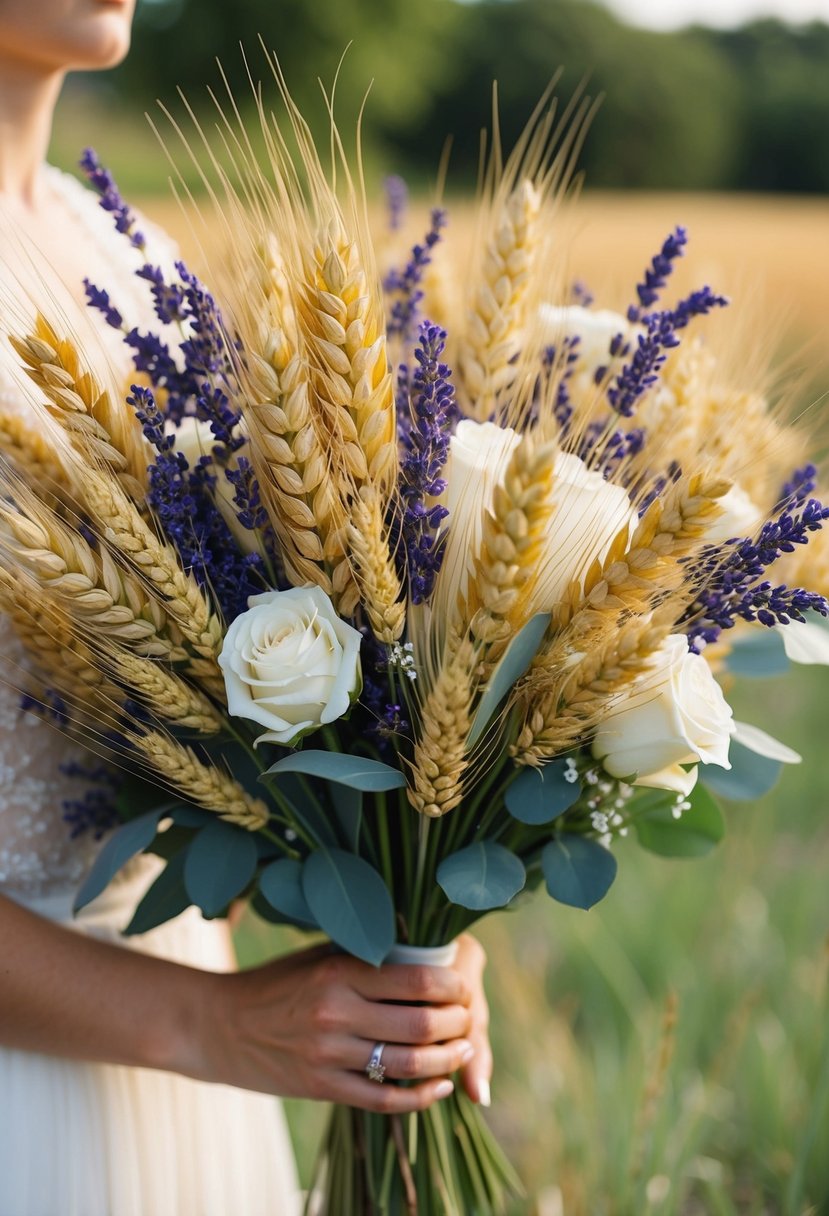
366;1042;387;1084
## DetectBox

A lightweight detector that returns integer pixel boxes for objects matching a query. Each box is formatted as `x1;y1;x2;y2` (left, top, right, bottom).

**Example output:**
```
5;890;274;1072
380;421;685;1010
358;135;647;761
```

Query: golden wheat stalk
298;216;397;490
79;470;223;670
511;613;672;766
129;729;269;831
0;494;186;661
554;473;731;630
0;567;122;719
461;434;558;666
458;179;542;421
104;650;221;734
9;315;148;500
347;486;405;644
0;411;66;492
407;637;477;818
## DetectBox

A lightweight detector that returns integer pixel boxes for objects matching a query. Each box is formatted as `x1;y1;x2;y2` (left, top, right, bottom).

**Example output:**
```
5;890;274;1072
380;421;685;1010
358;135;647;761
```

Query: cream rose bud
539;304;637;380
592;634;735;792
218;587;362;747
436;419;636;620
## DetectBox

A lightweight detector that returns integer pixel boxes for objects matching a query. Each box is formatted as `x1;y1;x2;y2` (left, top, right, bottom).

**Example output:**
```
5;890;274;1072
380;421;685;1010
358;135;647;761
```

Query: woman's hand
192;944;479;1114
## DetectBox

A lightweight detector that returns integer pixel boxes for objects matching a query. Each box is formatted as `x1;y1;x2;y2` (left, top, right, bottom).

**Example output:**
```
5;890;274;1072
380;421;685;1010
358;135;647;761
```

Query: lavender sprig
60;762;122;840
384;175;409;231
385;208;447;343
608;286;728;418
628;225;687;322
400;323;457;604
777;464;818;511
686;495;829;648
80;148;145;250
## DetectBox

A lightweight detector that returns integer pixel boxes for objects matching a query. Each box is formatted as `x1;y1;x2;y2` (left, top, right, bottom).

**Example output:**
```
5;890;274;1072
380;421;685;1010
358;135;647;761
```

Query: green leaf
270;772;339;848
124;851;191;936
301;848;395;965
542;835;617;909
504;761;581;825
263;750;406;792
634;784;725;858
73;809;165;913
436;842;526;911
725;630;790;678
259;859;316;926
701;740;782;801
468;613;551;748
330;784;363;852
183;821;258;917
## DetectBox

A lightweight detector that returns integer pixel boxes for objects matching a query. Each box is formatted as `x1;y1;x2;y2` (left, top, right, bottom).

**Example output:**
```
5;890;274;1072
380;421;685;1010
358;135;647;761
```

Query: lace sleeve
0;617;102;901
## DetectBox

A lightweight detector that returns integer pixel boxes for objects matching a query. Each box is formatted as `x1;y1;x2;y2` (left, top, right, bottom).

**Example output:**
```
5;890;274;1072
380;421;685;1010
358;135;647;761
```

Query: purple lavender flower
608;287;727;418
570;280;594;308
777;464;818;511
225;456;269;533
385;208;447;344
399;322;457;604
60;762;122;840
384;175;409;231
628;226;687;322
80;148;145;250
686;494;829;648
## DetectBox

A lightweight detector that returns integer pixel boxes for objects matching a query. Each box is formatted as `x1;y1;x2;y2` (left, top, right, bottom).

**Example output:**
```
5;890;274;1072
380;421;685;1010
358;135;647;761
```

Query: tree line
105;0;829;193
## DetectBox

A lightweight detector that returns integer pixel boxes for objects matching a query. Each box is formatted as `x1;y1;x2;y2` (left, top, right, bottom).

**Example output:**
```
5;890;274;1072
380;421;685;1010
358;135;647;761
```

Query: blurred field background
52;0;829;1211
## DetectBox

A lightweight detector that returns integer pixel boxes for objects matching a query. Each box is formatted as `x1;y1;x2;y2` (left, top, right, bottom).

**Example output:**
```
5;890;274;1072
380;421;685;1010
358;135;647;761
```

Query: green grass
235;665;829;1215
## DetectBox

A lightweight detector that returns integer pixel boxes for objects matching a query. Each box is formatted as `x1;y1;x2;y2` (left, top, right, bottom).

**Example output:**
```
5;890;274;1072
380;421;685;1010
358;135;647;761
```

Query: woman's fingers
348;961;471;1008
327;1070;456;1115
325;1035;475;1081
350;996;472;1046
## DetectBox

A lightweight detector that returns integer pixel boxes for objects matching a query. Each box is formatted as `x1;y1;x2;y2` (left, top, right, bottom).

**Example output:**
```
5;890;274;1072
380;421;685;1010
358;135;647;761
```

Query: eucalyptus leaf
263;751;406;792
701;741;782;801
504;761;581;825
183;821;258;917
725;630;790;678
468;613;551;748
302;848;395;966
436;842;526;911
542;834;617;909
73;809;164;914
330;783;363;853
634;784;725;858
259;858;316;926
124;851;191;936
271;772;339;848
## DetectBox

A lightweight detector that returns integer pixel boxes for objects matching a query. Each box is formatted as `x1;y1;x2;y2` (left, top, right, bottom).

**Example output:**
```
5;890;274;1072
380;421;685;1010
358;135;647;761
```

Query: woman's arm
0;895;487;1113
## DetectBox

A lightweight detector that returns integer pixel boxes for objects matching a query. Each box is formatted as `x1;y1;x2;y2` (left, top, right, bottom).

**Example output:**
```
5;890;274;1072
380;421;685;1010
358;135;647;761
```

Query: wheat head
346;485;405;644
407;636;477;817
459;179;541;421
130;729;269;831
9;314;148;500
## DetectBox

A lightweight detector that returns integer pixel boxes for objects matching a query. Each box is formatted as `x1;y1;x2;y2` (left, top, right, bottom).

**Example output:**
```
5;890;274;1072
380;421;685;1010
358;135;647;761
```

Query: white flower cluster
390;641;417;682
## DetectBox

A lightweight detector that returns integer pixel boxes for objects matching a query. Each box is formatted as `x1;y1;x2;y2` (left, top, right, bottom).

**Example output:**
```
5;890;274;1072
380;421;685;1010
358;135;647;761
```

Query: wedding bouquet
1;69;827;1214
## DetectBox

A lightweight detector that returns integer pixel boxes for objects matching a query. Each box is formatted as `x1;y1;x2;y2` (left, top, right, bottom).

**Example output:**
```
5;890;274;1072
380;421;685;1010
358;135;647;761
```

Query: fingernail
435;1080;454;1100
459;1041;475;1064
477;1078;491;1108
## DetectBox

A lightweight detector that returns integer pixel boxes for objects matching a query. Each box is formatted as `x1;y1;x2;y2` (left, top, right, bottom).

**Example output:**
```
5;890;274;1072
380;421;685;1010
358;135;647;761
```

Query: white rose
592;634;735;794
218;586;362;746
435;419;636;620
539;304;637;381
704;484;764;543
173;417;260;553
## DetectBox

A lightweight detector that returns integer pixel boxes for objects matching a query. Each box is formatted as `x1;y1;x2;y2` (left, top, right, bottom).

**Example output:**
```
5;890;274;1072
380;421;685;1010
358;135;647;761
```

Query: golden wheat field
142;190;829;1216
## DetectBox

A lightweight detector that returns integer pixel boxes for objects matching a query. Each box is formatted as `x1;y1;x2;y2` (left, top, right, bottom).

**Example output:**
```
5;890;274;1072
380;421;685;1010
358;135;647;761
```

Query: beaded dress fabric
0;167;301;1216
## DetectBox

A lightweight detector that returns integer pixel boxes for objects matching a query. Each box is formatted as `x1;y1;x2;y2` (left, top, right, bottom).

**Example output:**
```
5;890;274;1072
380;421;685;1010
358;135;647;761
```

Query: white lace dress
0;167;301;1216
